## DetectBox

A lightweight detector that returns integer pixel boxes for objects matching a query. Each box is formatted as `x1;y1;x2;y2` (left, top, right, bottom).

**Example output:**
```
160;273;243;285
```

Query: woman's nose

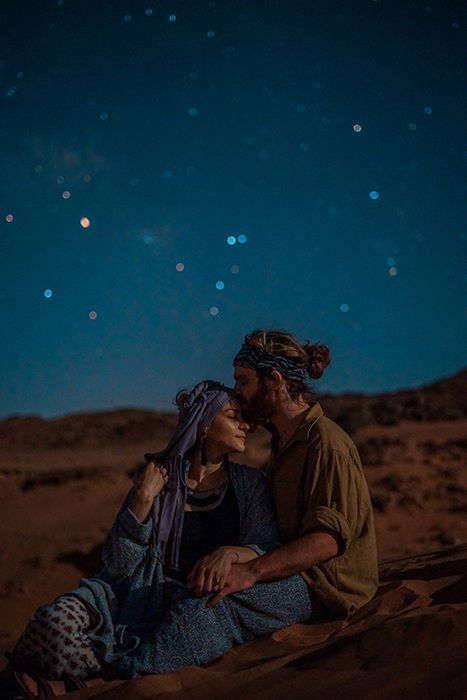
240;421;249;431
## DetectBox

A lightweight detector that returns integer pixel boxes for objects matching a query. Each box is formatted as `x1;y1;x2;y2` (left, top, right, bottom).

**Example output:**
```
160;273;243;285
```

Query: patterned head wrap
145;380;234;570
233;342;307;383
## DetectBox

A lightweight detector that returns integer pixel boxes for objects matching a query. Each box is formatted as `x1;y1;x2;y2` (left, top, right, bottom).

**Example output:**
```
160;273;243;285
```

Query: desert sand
1;369;466;698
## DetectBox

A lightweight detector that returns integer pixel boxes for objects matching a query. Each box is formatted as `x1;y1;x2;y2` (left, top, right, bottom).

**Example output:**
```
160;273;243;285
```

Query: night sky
1;0;466;418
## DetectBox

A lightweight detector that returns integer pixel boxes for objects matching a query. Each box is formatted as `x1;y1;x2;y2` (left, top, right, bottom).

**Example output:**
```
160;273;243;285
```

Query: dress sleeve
301;448;362;554
237;469;282;555
101;487;154;581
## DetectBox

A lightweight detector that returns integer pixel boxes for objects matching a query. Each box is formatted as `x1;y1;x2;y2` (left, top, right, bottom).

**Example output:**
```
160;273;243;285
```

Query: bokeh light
209;306;219;316
227;236;236;245
386;257;396;266
207;30;215;38
353;124;362;132
424;106;433;115
175;263;185;272
369;191;380;200
340;303;350;312
62;190;70;199
230;265;240;274
237;234;247;244
169;14;177;22
89;311;97;320
215;280;225;290
5;214;14;222
388;267;398;276
80;217;91;228
43;289;53;298
188;107;198;116
409;122;417;131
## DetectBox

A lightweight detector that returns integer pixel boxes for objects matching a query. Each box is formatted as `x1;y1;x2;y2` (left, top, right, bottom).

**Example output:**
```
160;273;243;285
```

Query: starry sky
1;0;466;418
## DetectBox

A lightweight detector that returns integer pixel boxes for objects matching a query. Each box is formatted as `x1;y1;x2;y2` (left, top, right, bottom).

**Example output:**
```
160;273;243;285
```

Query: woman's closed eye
230;412;243;422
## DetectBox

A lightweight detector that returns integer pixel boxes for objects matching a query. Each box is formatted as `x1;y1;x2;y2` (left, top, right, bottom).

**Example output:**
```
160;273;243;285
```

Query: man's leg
115;574;312;677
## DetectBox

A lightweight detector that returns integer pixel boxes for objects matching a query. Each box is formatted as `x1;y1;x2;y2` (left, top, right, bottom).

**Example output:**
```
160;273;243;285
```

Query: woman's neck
188;453;226;488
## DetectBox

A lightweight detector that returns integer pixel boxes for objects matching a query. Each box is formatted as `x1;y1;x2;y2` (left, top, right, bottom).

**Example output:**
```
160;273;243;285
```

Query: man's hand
207;530;339;608
206;562;257;608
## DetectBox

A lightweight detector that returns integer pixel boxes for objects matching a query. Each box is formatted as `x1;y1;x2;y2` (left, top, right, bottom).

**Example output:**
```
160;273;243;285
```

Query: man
208;329;378;620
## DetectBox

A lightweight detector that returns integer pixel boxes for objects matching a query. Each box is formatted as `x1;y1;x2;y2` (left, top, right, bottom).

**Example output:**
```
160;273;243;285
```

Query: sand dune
1;369;466;697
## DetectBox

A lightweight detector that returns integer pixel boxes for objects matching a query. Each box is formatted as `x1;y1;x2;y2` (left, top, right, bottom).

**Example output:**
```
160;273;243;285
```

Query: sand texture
1;369;466;698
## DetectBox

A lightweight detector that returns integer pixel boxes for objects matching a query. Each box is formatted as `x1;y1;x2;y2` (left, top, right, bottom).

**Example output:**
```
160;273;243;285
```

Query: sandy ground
1;372;466;697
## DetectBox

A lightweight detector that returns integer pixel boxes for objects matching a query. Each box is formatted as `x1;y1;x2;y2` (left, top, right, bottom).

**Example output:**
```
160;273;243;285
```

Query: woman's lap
115;574;312;677
12;575;312;680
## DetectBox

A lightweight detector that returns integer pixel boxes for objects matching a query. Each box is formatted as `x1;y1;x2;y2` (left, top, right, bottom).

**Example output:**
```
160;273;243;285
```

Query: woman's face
206;400;249;455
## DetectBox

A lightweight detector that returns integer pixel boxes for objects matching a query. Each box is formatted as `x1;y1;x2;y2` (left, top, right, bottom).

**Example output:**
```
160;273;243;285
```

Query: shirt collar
268;402;324;455
288;402;324;443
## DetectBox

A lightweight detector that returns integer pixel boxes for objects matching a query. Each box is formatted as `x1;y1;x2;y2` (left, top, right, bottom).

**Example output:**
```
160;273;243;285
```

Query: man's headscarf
144;380;234;570
233;342;307;383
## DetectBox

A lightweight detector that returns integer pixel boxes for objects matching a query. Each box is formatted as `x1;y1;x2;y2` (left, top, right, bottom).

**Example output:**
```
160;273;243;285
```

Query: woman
8;381;313;697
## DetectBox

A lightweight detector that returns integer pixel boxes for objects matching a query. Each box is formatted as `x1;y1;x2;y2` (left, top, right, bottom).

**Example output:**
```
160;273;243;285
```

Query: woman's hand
187;547;240;597
133;461;168;500
130;461;168;523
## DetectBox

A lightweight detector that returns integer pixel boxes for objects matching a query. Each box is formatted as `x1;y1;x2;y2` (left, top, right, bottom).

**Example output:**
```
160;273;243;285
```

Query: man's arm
206;529;338;607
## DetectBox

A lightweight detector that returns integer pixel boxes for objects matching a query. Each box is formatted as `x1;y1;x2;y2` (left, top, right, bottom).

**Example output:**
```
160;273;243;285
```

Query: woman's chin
233;441;246;453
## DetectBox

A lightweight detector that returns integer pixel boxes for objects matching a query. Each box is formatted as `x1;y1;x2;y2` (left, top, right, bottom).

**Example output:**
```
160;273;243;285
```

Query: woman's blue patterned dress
70;462;313;677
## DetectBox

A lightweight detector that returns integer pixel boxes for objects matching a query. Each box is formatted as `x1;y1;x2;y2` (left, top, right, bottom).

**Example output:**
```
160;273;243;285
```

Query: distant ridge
321;367;467;433
0;368;465;448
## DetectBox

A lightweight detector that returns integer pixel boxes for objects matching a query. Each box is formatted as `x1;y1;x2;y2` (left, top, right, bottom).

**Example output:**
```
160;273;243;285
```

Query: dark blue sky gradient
1;0;466;417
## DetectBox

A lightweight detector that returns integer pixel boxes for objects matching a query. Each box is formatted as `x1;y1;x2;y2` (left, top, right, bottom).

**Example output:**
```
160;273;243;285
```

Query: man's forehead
233;365;256;379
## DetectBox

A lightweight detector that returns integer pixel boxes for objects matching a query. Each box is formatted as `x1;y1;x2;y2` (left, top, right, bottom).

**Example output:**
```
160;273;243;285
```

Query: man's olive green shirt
267;403;378;619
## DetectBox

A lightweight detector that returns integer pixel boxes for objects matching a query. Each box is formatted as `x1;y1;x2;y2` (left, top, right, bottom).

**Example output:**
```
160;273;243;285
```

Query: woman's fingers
204;567;217;594
195;568;207;597
218;566;229;590
187;551;235;595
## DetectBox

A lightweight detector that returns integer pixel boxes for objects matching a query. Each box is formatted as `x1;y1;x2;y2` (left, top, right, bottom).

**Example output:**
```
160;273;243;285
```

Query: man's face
233;365;276;424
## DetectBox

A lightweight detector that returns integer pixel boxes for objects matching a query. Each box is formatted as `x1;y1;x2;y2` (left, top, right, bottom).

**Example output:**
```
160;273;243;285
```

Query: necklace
186;478;229;511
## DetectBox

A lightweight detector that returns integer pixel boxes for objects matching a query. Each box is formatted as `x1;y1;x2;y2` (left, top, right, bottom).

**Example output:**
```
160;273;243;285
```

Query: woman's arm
237;468;282;554
101;462;168;581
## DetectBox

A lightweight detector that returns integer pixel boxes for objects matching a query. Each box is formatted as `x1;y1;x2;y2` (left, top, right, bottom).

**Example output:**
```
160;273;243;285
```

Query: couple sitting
8;329;378;698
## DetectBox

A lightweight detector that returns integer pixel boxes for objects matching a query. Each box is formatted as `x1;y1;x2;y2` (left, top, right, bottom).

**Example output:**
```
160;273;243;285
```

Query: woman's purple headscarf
144;380;234;570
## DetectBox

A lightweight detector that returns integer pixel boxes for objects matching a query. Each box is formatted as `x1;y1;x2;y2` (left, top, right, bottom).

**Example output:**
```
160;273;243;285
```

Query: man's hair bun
302;342;331;379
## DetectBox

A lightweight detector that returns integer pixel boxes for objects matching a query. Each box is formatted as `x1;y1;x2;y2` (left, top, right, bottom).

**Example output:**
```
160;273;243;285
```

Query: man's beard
238;379;276;428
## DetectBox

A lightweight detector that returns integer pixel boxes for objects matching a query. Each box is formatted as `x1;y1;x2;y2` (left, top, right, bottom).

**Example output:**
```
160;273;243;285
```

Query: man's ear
268;370;283;389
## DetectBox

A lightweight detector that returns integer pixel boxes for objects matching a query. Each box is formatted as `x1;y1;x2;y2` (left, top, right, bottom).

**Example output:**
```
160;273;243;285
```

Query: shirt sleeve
301;448;361;554
101;487;154;581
